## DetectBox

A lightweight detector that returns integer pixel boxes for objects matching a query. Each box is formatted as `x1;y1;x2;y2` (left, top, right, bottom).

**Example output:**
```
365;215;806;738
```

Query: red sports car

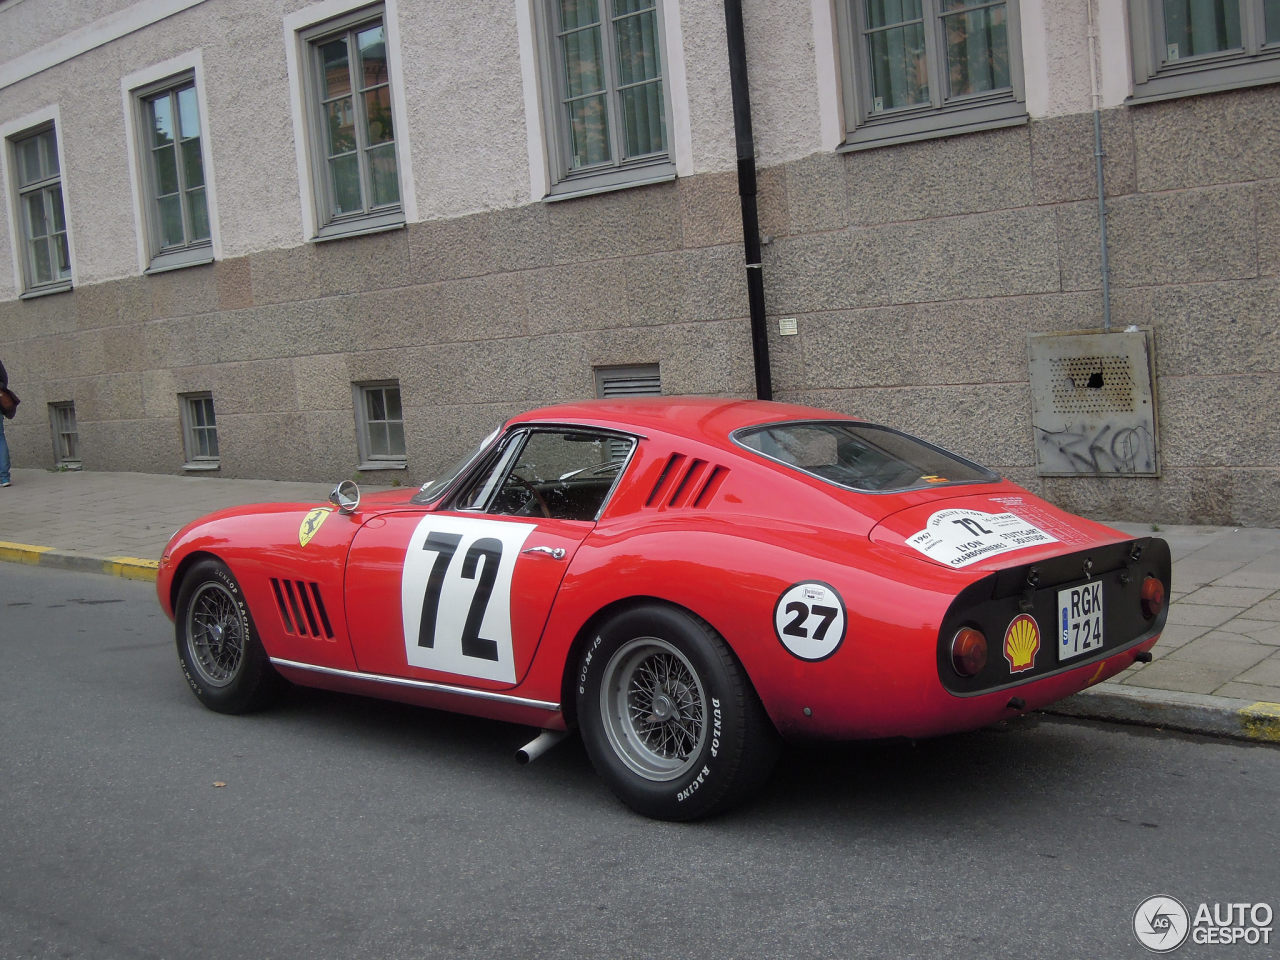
157;397;1170;819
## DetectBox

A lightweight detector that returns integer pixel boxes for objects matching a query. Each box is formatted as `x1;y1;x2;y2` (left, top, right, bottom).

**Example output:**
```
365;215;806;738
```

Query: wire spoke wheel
184;580;245;688
600;637;707;782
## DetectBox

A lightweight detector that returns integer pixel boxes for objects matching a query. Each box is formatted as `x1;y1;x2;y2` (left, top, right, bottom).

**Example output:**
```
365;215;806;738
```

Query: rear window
733;421;997;493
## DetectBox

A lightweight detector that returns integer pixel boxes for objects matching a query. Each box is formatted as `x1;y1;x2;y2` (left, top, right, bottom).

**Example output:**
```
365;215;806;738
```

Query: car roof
510;396;860;443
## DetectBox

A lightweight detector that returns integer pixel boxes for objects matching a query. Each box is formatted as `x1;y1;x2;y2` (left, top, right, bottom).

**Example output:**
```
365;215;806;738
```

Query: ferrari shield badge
299;507;333;547
1003;614;1041;673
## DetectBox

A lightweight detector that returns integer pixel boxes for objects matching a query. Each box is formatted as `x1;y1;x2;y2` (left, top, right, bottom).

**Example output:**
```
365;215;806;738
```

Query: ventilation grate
270;578;335;639
1048;355;1137;415
1028;330;1159;477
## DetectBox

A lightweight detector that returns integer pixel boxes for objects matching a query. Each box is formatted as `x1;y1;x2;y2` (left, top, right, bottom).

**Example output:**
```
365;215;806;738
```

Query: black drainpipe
723;0;772;401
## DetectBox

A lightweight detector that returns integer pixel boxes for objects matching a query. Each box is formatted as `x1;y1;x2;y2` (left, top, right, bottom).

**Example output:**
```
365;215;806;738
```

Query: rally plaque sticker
774;581;847;661
906;508;1058;568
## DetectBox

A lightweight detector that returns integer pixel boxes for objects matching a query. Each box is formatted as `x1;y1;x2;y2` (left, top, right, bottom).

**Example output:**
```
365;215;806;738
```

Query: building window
538;0;674;197
180;393;219;467
1129;0;1280;100
355;381;406;467
8;124;72;295
49;402;80;467
835;0;1025;149
302;7;403;238
135;75;212;271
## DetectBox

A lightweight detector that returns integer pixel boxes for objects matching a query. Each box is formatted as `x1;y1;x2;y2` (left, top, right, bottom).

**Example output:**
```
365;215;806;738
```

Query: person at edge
0;357;11;487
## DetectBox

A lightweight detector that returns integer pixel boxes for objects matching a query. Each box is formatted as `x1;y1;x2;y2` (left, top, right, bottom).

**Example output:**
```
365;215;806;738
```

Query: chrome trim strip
270;658;561;713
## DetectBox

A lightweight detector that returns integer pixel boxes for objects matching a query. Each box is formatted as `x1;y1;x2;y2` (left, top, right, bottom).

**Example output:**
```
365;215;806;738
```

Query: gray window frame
594;362;661;398
535;0;676;199
353;380;407;469
133;72;214;273
48;401;80;468
301;6;405;240
834;0;1026;151
1128;0;1280;101
8;123;72;297
179;392;220;468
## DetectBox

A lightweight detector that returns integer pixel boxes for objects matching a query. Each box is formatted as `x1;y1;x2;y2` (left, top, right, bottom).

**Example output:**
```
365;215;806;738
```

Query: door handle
522;546;566;560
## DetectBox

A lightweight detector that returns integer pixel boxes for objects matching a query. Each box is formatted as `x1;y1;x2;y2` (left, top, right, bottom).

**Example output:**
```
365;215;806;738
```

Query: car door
344;427;632;690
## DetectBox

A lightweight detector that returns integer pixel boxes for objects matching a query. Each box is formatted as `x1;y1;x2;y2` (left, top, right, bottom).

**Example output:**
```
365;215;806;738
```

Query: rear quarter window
733;421;997;493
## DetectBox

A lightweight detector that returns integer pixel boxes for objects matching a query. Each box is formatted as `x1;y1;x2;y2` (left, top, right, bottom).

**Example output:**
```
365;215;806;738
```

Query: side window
300;6;404;238
49;401;80;468
180;392;219;468
354;380;406;468
1129;0;1280;100
452;429;635;521
134;75;213;272
834;0;1026;149
7;123;72;295
537;0;675;197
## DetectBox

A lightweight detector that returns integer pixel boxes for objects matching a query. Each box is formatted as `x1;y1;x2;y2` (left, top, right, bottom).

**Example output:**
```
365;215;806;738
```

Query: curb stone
1043;681;1280;745
0;541;158;582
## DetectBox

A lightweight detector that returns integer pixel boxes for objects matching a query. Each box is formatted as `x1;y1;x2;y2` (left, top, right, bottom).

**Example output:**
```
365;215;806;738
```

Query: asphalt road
2;564;1277;960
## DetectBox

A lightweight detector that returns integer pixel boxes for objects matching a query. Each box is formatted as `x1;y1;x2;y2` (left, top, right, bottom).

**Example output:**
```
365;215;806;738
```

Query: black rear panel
937;537;1171;696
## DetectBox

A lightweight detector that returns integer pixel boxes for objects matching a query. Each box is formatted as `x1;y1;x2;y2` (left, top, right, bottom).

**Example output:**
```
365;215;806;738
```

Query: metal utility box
1027;329;1159;478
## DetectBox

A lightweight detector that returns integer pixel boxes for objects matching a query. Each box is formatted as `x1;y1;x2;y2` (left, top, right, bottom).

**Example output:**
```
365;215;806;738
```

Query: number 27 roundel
399;515;534;684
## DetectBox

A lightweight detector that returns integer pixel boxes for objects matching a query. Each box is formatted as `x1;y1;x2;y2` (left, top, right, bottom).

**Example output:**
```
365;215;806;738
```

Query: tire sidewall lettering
177;563;253;701
578;612;735;813
577;634;603;696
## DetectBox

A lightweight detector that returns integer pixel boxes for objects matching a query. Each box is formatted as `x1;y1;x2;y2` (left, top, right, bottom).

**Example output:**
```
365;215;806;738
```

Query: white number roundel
773;581;847;661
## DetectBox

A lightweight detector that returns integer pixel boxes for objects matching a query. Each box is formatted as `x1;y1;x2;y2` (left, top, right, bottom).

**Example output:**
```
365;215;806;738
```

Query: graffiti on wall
1034;420;1156;476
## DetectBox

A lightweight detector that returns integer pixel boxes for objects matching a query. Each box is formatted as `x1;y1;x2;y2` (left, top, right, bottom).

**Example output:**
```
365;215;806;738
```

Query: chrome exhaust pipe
516;728;569;765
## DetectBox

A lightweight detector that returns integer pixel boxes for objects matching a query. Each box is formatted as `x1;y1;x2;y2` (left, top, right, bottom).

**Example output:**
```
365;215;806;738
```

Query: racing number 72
416;531;502;661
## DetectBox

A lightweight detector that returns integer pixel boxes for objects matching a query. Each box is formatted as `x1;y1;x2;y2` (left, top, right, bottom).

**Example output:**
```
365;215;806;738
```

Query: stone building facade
0;0;1276;525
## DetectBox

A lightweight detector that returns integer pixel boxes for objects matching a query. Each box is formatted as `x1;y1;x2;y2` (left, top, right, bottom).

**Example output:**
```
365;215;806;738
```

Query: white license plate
1057;581;1104;661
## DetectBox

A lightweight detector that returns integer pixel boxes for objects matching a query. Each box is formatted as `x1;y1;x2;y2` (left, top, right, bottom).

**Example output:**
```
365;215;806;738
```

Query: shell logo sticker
1003;614;1041;673
299;507;333;547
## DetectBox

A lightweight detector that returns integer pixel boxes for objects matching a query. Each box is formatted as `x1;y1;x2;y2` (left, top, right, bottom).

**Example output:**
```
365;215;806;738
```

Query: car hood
868;488;1127;572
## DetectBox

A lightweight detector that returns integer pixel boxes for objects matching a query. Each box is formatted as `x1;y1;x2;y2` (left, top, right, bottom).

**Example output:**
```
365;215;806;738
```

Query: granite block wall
0;85;1276;525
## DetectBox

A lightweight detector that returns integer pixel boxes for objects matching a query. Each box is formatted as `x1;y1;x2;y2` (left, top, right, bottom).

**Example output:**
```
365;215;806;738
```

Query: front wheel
175;559;281;714
576;605;778;820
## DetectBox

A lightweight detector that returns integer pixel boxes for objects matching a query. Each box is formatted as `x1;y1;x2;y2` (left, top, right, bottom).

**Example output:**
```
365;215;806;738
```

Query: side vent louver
270;578;335;640
646;454;727;510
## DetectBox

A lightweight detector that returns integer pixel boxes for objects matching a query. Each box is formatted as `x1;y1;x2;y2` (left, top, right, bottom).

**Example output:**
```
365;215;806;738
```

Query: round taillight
1141;576;1166;620
951;627;988;677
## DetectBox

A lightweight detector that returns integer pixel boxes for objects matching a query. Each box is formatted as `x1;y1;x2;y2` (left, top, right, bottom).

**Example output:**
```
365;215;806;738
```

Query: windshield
412;427;500;504
733;421;997;493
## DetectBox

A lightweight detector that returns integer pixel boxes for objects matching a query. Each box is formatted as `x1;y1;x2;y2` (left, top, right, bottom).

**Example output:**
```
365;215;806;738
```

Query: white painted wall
0;0;1142;301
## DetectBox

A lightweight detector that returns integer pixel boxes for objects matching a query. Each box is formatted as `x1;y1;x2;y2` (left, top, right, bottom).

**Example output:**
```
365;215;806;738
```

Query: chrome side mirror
329;479;361;515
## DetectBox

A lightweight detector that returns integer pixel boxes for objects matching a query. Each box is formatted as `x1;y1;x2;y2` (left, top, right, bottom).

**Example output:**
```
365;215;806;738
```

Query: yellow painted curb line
1241;702;1280;743
0;541;53;564
104;557;160;582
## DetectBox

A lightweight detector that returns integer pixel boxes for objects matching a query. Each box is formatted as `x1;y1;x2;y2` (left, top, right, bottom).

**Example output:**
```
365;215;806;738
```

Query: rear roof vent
646;454;727;510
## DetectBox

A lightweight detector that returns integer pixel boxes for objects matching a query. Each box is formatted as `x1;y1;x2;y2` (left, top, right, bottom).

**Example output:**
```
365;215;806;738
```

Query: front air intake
270;578;335;640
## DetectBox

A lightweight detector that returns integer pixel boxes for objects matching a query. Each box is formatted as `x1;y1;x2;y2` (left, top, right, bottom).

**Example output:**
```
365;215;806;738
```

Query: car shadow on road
257;685;1135;828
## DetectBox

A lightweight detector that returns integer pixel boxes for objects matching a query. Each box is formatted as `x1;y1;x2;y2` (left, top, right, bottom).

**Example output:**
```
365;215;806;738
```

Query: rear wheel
175;559;281;714
576;604;778;820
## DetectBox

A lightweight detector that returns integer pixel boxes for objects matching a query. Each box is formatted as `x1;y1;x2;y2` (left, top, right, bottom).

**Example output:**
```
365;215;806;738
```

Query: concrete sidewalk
1;466;1277;743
